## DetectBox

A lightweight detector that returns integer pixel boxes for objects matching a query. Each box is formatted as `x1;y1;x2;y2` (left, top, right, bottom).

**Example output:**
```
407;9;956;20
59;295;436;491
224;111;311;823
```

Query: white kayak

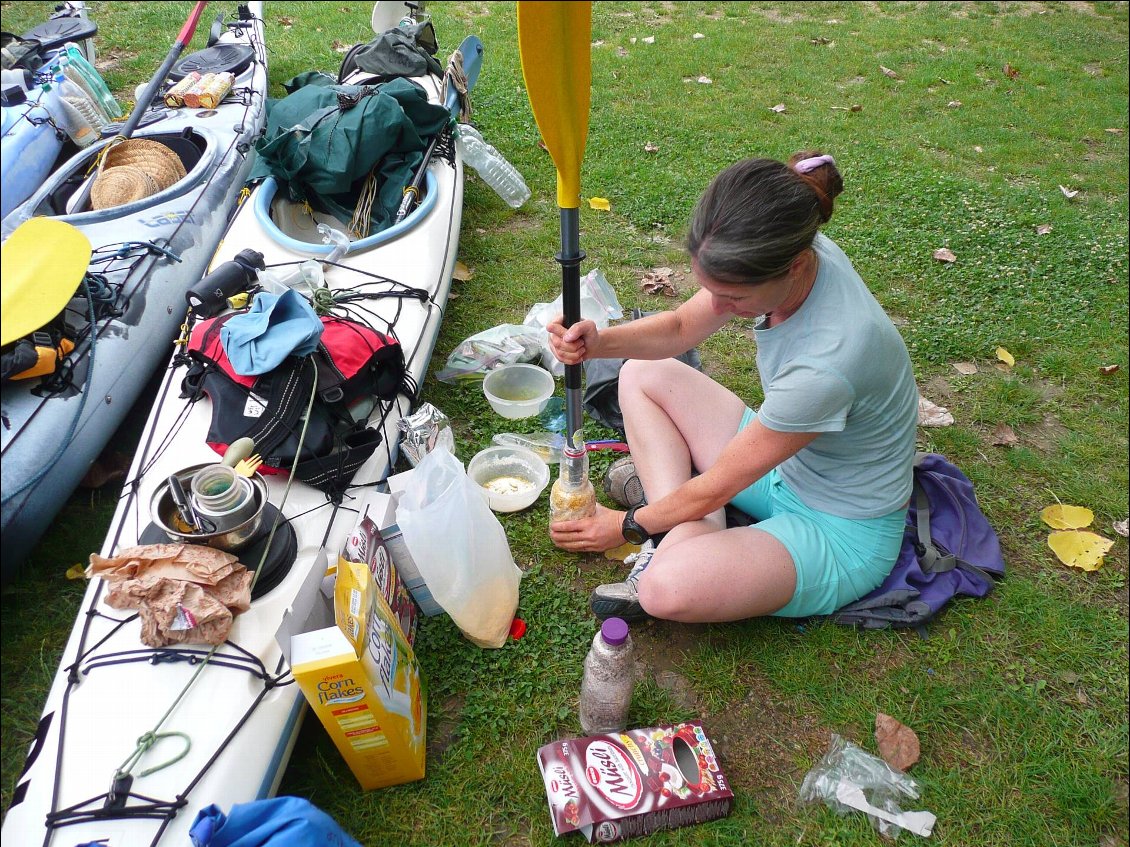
0;14;481;846
0;4;270;582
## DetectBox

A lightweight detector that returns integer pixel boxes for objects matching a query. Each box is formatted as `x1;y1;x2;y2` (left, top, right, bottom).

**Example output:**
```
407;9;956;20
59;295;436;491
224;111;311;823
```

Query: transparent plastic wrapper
396;445;521;648
397;402;454;467
798;734;935;839
523;268;624;376
435;323;544;383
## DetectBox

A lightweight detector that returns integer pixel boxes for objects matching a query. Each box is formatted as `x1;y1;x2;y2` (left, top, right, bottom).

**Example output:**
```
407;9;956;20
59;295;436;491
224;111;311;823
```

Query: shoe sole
590;593;649;622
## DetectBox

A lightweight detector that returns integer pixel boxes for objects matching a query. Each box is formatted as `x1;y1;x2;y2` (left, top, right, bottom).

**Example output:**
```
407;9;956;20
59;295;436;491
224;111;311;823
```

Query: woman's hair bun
788;150;844;222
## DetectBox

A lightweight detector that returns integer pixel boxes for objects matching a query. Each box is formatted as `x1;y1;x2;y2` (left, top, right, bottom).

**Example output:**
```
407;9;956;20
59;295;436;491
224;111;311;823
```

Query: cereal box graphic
290;560;425;791
537;722;733;843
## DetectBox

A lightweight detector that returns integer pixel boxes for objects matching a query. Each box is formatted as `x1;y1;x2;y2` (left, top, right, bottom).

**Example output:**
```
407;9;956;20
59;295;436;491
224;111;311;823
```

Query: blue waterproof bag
832;453;1006;634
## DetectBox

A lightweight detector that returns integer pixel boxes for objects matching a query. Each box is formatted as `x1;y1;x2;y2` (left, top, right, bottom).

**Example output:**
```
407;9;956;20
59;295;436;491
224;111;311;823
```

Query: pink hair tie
794;154;836;174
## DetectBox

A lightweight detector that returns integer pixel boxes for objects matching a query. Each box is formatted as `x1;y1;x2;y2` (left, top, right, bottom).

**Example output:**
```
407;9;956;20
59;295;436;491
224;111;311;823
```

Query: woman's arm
549;289;730;363
634;418;818;535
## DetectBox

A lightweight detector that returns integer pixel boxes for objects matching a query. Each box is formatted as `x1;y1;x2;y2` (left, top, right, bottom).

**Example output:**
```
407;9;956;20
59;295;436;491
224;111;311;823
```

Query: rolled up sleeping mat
186;249;265;318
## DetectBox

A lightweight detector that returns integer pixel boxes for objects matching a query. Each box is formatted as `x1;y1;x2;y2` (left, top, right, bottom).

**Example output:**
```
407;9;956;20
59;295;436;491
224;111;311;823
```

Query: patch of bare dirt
427;693;466;760
705;674;832;822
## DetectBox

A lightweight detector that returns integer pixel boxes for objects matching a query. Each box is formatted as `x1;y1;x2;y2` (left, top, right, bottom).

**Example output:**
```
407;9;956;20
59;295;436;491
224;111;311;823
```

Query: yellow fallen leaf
589;197;611;211
65;563;88;580
1041;504;1094;529
452;261;474;281
1048;530;1114;571
996;346;1015;367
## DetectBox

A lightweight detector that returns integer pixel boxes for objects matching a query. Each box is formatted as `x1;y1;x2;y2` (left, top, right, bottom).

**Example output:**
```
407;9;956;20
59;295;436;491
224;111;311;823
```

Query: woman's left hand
549;503;627;553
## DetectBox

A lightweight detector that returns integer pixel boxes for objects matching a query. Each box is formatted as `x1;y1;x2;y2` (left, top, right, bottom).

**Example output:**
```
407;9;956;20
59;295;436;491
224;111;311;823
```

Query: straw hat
90;138;187;210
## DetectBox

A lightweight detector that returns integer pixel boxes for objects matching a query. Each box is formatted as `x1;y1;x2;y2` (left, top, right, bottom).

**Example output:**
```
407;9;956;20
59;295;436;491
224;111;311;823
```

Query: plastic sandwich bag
435;323;545;383
397;444;521;647
798;734;936;838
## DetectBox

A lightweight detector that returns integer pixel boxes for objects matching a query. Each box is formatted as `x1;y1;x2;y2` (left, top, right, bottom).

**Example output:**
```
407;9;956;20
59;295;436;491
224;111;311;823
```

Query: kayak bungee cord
41;360;324;847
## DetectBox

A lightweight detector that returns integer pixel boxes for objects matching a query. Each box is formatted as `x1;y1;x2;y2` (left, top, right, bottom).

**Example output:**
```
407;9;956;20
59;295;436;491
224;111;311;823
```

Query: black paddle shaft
556;206;585;439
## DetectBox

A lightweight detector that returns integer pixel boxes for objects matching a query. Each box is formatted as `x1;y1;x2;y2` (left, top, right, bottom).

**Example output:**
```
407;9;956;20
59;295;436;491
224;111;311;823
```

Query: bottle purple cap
601;617;629;646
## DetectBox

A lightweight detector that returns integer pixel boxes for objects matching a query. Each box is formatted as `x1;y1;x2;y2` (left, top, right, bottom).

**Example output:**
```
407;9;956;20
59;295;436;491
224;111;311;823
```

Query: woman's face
692;258;795;318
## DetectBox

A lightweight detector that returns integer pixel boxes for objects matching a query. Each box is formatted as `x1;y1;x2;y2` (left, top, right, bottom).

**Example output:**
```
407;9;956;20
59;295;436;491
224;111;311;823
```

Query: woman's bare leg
615;359;797;622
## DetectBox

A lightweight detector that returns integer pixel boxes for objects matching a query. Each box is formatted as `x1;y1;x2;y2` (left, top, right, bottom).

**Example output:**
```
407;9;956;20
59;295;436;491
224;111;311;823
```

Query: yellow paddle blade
1;218;92;346
517;0;592;209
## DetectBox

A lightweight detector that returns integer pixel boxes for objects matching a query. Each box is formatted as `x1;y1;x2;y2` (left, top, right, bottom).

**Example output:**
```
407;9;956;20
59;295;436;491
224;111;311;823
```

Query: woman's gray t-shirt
754;233;918;518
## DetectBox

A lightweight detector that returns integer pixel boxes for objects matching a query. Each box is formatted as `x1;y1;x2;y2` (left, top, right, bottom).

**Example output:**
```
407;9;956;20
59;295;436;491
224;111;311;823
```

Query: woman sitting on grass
546;151;919;624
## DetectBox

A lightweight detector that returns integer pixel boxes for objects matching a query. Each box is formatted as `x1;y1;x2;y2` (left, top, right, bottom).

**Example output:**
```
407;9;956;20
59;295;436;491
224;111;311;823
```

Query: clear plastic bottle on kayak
549;438;595;523
456;123;531;209
39;80;97;147
62;44;122;119
579;617;635;735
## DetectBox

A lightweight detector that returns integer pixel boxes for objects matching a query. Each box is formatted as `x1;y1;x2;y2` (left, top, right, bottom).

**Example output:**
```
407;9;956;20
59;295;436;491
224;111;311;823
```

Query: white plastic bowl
467;445;550;512
482;363;555;419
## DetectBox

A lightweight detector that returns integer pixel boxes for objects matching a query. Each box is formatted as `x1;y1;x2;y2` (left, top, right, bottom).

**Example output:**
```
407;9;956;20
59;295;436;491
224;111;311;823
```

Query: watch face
622;511;648;544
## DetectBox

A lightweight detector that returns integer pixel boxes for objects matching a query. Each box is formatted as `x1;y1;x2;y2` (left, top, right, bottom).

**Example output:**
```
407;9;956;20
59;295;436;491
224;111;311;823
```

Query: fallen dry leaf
1059;184;1079;199
991;423;1019;447
1036;224;1053;235
1004;62;1020;79
875;713;920;772
918;395;954;427
331;39;350;53
974;145;983;153
769;103;786;113
629;37;637;45
1041;504;1094;530
1112;519;1128;538
952;362;978;375
850;104;862;112
592;40;604;48
933;247;957;263
995;346;1015;368
811;37;834;46
589;197;611;211
537;139;548;152
1048;530;1114;571
277;15;294;27
640;267;678;297
65;563;87;580
1105;128;1124;134
697;76;713;84
641;36;655;44
617;47;628;57
880;65;900;79
644;141;659;153
693;33;705;39
452;261;474;282
1099;364;1119;375
947;100;963;108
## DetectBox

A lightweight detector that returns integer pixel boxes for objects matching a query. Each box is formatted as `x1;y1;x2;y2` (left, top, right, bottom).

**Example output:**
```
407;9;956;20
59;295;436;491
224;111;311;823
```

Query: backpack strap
912;452;997;583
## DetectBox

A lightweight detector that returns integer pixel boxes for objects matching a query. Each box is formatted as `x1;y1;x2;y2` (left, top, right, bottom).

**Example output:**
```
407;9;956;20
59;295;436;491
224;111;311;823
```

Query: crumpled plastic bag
522;268;624;377
89;543;252;647
435;323;544;383
798;734;935;839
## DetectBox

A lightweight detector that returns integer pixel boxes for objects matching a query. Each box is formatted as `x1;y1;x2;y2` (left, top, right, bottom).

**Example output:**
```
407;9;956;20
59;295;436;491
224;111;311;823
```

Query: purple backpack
832;453;1006;634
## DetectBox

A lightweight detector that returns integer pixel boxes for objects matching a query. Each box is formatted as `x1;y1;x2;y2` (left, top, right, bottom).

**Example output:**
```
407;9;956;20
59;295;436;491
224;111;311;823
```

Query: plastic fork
233;454;262;477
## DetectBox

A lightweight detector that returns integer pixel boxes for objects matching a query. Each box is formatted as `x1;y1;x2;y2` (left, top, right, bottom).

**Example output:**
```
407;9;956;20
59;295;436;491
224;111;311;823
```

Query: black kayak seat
21;16;97;55
168;44;254;82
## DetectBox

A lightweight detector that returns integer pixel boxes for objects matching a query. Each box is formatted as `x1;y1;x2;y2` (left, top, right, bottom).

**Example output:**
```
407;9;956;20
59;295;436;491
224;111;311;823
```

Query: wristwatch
621;506;651;545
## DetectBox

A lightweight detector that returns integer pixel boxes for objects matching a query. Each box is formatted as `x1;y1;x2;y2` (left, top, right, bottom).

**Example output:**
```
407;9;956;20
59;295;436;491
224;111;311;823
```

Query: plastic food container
467;445;550;512
482;363;555;419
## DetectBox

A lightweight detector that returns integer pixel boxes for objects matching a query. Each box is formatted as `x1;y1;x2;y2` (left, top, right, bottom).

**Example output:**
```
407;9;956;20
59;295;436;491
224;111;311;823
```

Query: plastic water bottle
51;65;105;130
39;80;97;147
63;44;122;119
579;617;635;735
456;123;531;209
549;440;596;523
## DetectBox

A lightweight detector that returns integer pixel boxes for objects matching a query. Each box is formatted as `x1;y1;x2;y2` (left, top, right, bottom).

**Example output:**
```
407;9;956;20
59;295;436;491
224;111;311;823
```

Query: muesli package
537;721;733;843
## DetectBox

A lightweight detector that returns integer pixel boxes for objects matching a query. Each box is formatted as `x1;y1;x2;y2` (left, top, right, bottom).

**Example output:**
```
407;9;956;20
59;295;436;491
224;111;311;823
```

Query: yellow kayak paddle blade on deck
1;218;92;346
516;1;592;210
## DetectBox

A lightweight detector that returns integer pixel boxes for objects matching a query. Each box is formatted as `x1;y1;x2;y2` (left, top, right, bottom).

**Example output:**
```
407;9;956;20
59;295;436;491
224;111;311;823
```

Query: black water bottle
185;249;266;318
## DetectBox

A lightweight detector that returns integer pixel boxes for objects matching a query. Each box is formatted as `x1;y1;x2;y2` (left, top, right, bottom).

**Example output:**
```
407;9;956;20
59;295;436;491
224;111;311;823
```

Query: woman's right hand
546;316;599;365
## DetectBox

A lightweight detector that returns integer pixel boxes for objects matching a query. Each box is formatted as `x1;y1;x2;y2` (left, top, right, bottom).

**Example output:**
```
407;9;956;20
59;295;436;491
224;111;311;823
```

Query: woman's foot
590;542;654;621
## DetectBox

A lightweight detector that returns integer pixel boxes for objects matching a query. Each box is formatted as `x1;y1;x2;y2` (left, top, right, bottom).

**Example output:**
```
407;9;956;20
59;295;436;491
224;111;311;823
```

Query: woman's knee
636;568;694;620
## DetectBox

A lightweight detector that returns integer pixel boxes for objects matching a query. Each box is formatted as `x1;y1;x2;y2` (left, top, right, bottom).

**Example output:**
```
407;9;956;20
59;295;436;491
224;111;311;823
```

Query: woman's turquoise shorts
730;408;907;618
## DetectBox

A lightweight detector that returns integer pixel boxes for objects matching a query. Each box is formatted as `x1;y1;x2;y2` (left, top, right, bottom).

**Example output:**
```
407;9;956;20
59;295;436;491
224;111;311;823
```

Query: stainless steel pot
151;462;268;552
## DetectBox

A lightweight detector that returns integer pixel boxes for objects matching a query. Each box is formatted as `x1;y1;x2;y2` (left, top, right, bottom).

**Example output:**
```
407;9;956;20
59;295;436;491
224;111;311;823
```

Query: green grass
2;2;1127;846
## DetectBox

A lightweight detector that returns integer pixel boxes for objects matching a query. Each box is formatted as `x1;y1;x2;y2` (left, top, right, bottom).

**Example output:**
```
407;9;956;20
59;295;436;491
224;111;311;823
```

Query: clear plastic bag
396;445;521;648
522;268;624;377
798;734;935;839
435;323;545;383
